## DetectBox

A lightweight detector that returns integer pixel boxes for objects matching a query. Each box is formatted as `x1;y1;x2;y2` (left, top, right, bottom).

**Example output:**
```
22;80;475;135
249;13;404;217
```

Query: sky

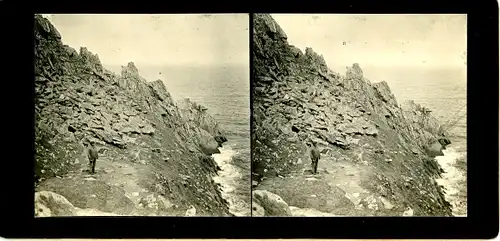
271;14;467;71
42;14;249;67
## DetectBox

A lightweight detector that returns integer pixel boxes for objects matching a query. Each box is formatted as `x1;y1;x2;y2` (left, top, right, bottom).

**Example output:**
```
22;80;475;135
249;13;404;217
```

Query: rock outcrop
34;15;231;216
252;14;452;216
252;190;292;216
35;190;125;217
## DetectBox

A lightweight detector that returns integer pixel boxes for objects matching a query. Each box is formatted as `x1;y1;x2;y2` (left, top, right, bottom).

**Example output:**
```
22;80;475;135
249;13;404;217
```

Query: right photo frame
251;13;467;217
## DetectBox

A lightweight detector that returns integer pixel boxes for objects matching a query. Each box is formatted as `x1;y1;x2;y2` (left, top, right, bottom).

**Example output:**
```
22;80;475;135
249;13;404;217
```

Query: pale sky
271;14;467;71
42;14;249;67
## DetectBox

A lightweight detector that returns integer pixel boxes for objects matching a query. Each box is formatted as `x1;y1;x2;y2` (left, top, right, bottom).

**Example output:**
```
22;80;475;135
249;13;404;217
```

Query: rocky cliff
34;15;232;216
252;14;453;216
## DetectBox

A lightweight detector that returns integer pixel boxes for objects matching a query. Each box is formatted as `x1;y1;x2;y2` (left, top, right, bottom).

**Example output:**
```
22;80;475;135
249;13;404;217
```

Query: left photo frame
34;14;251;217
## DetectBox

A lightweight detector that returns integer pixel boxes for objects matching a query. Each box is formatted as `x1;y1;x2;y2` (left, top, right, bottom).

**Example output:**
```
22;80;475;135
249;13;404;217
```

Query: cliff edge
252;14;452;216
34;15;232;216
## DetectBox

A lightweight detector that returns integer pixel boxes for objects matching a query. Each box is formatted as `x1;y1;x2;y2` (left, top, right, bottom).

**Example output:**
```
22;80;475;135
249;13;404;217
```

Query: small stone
386;158;393;163
185;206;197;216
402;207;414;216
380;198;394;210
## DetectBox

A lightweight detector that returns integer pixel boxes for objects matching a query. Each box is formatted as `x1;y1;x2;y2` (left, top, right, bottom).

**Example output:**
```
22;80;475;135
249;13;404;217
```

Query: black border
0;0;498;239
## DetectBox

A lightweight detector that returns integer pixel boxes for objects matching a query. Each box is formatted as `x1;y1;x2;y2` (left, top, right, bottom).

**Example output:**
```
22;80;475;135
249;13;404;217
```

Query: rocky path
256;156;400;216
35;146;188;217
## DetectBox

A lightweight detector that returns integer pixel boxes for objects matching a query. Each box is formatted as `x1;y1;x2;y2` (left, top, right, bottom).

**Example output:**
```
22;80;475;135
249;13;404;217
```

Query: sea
106;64;251;216
362;65;467;217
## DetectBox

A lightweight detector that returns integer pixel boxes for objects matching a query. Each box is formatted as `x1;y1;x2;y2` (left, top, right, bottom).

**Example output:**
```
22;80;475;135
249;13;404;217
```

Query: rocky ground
251;14;453;217
34;15;232;217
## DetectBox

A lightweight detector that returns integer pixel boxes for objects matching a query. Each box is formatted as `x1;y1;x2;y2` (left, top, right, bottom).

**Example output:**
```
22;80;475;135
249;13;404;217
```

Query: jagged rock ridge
34;15;232;216
252;14;452;216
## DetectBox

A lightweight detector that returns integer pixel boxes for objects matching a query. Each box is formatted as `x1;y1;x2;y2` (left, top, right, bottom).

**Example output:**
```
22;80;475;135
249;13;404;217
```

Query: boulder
438;137;452;149
198;130;221;155
36;178;135;215
35;191;76;217
251;200;266;216
252;190;292;216
214;135;228;147
424;141;445;157
138;194;175;212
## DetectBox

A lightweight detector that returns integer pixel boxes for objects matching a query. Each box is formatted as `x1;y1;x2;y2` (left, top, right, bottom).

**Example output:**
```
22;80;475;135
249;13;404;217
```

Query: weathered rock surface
252;190;292;216
252;14;452;216
289;206;339;217
35;191;76;217
35;191;123;217
34;15;230;216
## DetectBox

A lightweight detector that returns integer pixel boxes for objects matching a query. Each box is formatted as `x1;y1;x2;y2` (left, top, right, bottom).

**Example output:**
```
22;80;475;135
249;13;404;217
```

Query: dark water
362;65;467;216
108;64;251;216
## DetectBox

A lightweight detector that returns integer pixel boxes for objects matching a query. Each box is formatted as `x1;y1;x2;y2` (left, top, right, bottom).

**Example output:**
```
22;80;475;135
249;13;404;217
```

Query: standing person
83;139;99;174
308;141;321;174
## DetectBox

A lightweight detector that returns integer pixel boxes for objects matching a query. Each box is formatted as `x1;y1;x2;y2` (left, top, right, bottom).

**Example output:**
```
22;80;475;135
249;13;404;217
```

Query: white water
212;145;251;216
435;147;467;217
